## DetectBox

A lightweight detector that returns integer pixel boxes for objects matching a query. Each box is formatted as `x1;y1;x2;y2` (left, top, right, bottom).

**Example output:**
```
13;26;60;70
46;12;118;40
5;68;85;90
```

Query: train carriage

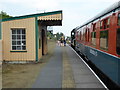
71;29;76;49
71;1;120;87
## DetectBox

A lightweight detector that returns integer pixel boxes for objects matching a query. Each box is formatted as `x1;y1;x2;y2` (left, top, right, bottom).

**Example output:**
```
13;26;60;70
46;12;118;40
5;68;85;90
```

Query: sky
0;0;119;36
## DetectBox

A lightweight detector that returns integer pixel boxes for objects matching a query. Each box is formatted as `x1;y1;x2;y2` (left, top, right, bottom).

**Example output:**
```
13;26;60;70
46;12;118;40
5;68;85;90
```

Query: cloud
1;0;119;36
29;0;59;10
1;0;59;9
1;0;119;12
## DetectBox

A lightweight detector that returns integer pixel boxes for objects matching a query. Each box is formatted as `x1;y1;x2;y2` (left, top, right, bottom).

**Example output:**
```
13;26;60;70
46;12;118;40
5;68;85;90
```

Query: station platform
32;45;107;89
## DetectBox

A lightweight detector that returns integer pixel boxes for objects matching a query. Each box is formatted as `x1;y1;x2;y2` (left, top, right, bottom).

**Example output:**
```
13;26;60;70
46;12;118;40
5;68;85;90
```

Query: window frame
100;30;108;51
11;28;26;51
100;17;110;29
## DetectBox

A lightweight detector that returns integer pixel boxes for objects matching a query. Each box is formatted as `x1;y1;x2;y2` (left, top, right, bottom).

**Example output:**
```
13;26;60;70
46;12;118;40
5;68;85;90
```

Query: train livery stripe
85;45;120;59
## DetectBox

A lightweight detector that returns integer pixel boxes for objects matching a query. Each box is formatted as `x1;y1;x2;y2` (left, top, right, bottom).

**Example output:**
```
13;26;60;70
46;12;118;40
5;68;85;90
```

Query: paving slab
32;45;106;89
32;46;62;88
76;83;105;88
65;46;105;88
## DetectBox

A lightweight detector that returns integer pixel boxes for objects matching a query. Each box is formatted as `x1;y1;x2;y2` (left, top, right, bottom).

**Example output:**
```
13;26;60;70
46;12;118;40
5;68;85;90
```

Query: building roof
2;10;62;22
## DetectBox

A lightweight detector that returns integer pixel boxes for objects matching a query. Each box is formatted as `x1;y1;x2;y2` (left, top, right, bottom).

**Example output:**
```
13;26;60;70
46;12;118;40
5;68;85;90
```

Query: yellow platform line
62;47;76;88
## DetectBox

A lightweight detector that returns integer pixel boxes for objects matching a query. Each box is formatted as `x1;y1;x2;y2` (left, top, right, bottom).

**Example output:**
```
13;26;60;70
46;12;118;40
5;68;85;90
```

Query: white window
11;28;26;50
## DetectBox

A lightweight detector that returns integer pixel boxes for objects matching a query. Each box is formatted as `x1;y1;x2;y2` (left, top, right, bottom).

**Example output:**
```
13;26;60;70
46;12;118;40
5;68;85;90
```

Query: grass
2;39;56;88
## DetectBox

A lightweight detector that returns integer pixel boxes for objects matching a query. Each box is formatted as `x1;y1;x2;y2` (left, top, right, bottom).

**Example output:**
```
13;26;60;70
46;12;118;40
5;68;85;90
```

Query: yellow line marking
62;47;76;88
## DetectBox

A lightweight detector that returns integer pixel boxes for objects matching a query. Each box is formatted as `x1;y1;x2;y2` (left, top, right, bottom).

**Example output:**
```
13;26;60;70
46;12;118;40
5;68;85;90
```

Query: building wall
0;40;2;63
38;25;48;60
2;18;36;61
38;24;42;60
43;28;48;55
41;26;48;55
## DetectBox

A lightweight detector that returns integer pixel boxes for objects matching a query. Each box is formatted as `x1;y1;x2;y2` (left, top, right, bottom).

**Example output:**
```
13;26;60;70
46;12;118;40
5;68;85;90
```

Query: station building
0;10;62;63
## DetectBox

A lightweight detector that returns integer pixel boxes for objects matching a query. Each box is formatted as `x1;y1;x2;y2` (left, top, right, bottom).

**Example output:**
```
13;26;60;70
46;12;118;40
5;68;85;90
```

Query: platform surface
32;45;106;89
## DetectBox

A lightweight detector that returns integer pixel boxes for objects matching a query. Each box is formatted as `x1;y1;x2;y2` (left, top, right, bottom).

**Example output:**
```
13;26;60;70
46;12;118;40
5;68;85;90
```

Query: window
78;31;80;40
107;18;110;28
103;19;107;29
87;29;90;42
85;29;89;42
80;31;81;40
103;18;110;29
100;30;108;50
100;21;103;29
93;23;96;31
83;29;86;41
118;14;120;26
11;28;26;50
81;29;84;41
117;29;120;55
76;31;79;40
91;32;96;46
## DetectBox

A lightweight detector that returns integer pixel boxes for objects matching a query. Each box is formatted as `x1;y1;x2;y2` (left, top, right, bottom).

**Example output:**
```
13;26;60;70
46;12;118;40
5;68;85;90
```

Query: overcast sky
0;0;119;36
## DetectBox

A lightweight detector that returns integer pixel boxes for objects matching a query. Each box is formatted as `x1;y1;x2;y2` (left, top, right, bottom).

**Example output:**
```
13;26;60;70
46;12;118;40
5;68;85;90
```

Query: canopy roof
2;10;62;26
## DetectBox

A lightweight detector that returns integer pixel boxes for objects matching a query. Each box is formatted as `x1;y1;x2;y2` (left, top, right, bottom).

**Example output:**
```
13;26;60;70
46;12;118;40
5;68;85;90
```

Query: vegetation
47;31;65;40
55;32;64;40
47;31;54;39
0;11;12;19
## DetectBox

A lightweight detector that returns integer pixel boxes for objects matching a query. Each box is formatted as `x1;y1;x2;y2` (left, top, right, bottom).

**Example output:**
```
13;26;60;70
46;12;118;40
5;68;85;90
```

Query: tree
60;32;64;37
55;32;64;40
47;31;54;39
0;11;12;19
47;31;65;40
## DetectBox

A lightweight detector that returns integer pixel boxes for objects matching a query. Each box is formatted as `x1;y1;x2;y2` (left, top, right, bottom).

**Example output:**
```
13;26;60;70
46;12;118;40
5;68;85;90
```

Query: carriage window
118;14;120;26
80;31;81;40
86;29;90;42
107;18;110;28
117;29;120;55
93;23;96;31
76;31;79;40
81;29;84;41
103;20;107;29
88;30;90;42
100;30;108;50
100;21;103;29
91;32;96;46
